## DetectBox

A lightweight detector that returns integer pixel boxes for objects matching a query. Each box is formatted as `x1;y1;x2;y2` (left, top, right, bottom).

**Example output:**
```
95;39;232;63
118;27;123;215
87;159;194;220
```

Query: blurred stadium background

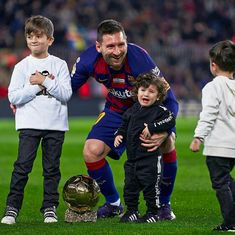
0;0;235;117
1;2;235;233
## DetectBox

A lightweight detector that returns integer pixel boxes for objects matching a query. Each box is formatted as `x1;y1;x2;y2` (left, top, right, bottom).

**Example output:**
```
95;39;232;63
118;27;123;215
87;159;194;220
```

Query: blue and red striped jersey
71;43;178;116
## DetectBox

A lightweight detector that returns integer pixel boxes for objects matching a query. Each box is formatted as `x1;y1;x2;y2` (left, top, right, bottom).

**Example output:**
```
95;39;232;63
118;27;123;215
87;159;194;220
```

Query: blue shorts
87;108;125;160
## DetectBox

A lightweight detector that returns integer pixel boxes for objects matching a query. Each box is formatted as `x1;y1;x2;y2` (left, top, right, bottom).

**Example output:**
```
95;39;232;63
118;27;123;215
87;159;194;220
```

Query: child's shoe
43;206;58;223
120;211;140;223
1;206;18;225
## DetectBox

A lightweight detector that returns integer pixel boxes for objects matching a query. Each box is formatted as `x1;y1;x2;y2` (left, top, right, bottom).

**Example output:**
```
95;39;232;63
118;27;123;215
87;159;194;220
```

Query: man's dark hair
25;15;54;38
97;19;127;42
132;71;169;103
209;40;235;72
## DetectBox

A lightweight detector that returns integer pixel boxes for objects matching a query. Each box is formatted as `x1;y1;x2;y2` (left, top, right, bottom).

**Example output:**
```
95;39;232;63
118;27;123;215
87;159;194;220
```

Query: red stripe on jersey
94;57;109;74
107;95;134;113
124;59;132;74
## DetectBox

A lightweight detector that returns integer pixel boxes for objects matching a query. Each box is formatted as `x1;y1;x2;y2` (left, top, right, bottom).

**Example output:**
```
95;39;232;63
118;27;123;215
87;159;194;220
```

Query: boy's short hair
209;40;235;72
132;71;169;102
25;15;54;38
97;19;127;42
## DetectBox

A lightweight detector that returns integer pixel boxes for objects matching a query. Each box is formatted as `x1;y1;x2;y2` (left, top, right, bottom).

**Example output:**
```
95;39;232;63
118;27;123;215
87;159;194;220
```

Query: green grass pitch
0;117;233;234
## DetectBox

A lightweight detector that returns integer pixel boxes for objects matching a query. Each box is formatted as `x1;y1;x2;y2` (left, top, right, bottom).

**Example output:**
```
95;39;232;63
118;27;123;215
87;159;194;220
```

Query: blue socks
160;150;177;205
86;159;119;203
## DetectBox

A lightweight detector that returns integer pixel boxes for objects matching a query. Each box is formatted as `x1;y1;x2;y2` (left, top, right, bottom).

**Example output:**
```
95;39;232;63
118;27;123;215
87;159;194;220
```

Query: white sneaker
1;216;16;225
43;206;58;223
44;216;58;223
1;206;18;225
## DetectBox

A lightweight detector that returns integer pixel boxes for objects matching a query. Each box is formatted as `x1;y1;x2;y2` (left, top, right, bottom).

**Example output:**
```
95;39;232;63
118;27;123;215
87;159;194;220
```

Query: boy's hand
190;138;201;152
10;103;16;114
114;135;123;147
141;123;151;139
30;71;46;85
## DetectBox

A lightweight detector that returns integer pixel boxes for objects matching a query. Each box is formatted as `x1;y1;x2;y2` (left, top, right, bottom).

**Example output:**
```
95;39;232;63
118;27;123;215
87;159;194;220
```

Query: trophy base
64;208;97;223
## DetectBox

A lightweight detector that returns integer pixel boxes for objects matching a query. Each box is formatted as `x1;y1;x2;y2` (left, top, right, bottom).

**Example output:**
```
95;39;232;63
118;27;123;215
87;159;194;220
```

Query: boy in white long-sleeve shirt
190;40;235;232
1;15;72;225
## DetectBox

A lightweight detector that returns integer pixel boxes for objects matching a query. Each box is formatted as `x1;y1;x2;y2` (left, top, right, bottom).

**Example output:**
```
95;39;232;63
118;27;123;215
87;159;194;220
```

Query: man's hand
10;103;16;114
140;131;168;152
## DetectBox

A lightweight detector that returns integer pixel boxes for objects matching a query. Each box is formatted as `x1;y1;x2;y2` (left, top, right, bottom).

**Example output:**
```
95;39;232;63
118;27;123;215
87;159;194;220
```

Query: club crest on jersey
127;75;135;85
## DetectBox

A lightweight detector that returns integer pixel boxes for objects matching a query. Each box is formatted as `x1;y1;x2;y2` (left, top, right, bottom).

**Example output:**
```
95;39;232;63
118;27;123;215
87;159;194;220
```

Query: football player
71;19;178;220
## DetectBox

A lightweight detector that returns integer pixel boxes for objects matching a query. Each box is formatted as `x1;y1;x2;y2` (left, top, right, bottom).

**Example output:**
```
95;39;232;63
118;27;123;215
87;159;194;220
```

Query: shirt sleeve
163;88;179;118
42;60;72;103
147;105;176;134
8;65;41;105
128;44;179;118
194;82;219;141
70;47;97;93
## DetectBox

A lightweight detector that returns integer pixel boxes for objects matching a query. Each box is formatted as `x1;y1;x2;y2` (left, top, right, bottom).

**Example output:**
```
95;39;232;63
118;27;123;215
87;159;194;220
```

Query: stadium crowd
0;0;235;100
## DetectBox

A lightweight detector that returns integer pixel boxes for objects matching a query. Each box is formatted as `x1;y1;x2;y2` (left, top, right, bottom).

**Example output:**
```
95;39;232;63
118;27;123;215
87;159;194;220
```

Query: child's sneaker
43;206;58;223
158;204;176;220
120;211;140;223
213;223;235;232
1;206;18;225
97;202;124;218
138;212;159;223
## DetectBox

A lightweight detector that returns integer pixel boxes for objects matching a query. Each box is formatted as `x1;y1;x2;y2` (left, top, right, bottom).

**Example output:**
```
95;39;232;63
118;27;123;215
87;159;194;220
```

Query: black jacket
116;102;175;160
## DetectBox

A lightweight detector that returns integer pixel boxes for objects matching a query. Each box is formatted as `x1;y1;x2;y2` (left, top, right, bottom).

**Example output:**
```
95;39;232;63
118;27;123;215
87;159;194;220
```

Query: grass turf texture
0;117;233;234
